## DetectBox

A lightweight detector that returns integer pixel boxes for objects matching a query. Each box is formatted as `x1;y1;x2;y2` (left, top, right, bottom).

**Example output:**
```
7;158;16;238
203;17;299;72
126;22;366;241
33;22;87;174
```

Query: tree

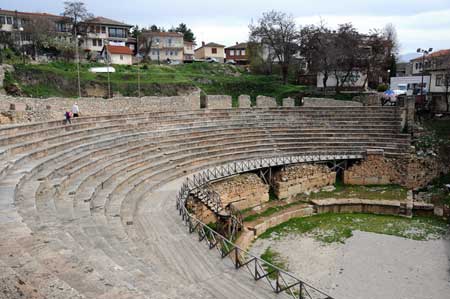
331;23;365;92
249;10;300;84
173;23;195;42
150;24;159;32
62;1;92;35
22;16;56;58
299;23;334;89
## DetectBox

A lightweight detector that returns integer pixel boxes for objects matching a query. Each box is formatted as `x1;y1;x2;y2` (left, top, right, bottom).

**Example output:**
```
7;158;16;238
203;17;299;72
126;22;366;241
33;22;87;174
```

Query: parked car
225;59;236;65
206;57;218;63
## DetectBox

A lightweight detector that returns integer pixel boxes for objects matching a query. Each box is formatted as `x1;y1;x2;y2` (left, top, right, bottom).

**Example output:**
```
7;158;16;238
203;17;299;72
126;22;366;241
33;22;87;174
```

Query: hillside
4;61;307;105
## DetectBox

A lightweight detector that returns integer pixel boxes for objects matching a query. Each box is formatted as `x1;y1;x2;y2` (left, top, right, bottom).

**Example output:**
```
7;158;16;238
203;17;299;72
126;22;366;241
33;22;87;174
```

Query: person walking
65;110;72;124
72;103;80;118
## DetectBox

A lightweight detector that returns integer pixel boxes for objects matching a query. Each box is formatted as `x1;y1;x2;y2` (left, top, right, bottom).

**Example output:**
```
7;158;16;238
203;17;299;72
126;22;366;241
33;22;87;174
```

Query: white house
101;45;133;65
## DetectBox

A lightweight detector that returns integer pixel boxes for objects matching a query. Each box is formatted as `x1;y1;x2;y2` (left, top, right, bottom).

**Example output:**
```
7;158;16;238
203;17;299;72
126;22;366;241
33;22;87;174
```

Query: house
423;49;450;111
183;41;195;62
80;16;132;56
140;31;184;63
0;9;71;50
410;49;450;75
395;62;413;77
225;42;248;64
101;45;133;65
195;42;225;63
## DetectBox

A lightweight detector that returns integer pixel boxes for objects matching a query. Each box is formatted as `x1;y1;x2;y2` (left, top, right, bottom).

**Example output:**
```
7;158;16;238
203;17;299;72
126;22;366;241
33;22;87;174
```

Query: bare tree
299;23;334;89
22;16;56;58
249;10;300;84
63;1;92;35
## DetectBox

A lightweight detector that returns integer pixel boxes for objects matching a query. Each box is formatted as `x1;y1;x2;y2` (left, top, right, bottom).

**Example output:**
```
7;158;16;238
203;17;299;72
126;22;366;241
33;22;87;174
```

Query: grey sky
2;0;450;54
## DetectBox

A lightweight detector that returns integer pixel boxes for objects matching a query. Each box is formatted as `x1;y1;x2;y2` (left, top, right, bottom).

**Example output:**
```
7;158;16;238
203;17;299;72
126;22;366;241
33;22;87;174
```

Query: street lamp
135;35;143;97
104;40;112;98
155;41;160;65
18;26;24;63
387;69;391;86
75;34;82;98
417;47;433;98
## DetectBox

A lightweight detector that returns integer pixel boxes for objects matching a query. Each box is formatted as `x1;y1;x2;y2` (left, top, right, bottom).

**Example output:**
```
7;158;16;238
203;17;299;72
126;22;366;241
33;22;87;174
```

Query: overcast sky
2;0;450;55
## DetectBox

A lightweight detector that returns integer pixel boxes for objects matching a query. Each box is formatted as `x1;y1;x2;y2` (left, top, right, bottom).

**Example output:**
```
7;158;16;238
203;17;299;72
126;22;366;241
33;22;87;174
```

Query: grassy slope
259;213;449;243
9;61;306;101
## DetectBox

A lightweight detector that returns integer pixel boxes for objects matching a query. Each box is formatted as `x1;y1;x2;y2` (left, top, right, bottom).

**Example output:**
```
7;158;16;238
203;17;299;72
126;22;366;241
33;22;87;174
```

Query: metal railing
175;153;363;299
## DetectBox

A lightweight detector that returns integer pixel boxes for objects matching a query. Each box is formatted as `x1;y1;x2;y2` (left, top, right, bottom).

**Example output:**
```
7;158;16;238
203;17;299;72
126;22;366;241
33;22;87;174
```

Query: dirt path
250;231;450;299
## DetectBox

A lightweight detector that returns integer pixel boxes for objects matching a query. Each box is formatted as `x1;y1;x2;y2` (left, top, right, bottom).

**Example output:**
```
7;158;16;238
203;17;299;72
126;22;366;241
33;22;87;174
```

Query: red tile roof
411;49;450;61
0;8;69;21
142;31;184;38
106;45;133;55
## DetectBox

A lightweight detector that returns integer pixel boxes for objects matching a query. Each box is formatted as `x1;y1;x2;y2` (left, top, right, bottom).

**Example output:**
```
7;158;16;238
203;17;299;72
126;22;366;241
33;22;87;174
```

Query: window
6;16;12;24
92;39;97;46
170;51;173;56
174;51;178;56
108;27;127;38
415;62;419;69
101;26;106;33
120;55;123;60
230;50;234;56
236;50;240;56
0;16;5;24
98;39;102;46
96;26;100;33
168;38;172;45
436;74;443;86
212;48;217;54
241;49;246;56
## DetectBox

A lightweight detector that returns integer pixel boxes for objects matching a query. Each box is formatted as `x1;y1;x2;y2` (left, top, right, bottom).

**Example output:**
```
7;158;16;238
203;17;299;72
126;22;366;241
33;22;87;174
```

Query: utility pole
136;35;141;97
104;40;112;98
417;47;433;100
18;26;24;63
156;41;160;65
75;30;82;98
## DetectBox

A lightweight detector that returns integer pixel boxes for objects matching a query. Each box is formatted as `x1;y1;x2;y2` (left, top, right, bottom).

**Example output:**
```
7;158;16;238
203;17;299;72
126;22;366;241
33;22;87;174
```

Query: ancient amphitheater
0;93;421;299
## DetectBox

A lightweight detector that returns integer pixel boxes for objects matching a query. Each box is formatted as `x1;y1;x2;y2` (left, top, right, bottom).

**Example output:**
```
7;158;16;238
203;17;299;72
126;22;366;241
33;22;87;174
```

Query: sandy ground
250;231;450;299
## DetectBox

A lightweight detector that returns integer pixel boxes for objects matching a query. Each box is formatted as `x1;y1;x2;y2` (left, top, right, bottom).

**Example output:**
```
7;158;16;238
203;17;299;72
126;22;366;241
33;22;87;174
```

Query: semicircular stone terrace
0;107;410;299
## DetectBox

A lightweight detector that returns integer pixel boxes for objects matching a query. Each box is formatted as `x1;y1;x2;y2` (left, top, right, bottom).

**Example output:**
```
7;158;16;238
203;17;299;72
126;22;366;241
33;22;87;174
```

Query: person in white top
72;103;80;117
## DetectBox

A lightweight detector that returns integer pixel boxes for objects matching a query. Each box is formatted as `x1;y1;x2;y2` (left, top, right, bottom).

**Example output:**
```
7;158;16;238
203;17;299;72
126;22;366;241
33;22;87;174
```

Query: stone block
206;95;232;109
282;97;295;107
238;95;251;108
256;95;277;108
9;103;26;111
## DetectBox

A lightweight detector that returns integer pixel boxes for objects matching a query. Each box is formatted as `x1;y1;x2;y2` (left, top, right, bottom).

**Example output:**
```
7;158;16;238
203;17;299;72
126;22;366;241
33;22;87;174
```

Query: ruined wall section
210;173;269;210
273;164;336;199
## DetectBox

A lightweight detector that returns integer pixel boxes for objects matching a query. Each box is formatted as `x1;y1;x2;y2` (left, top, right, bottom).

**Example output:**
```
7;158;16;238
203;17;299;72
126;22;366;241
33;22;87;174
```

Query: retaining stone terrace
303;97;363;107
211;173;269;210
238;95;251;108
256;95;277;107
282;97;295;107
0;106;410;298
273;164;336;199
206;95;232;109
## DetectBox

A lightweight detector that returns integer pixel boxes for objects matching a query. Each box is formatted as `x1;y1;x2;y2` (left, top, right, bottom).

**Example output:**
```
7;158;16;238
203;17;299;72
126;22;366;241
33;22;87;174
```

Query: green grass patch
259;213;449;243
260;246;288;280
243;200;307;222
295;183;408;201
11;61;307;99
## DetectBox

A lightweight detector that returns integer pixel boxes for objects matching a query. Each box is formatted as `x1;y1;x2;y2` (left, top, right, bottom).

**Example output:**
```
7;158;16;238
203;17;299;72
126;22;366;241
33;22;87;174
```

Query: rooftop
196;42;225;51
141;31;184;38
104;45;133;55
84;16;132;27
0;8;69;21
411;49;450;61
225;42;248;50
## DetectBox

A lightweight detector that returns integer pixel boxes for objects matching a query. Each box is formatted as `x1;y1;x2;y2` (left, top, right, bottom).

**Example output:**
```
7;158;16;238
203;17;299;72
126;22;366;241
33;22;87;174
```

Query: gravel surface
250;231;450;299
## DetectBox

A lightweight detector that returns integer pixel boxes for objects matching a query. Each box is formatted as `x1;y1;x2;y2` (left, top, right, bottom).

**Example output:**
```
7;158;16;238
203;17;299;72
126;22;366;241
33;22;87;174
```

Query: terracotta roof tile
106;45;133;55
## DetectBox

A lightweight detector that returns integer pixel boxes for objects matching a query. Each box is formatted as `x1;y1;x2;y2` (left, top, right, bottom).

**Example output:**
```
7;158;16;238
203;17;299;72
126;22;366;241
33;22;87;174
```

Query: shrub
377;84;388;92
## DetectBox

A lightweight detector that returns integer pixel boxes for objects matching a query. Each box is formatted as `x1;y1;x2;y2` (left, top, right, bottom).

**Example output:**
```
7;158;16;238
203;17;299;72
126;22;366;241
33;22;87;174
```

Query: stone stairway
0;107;410;299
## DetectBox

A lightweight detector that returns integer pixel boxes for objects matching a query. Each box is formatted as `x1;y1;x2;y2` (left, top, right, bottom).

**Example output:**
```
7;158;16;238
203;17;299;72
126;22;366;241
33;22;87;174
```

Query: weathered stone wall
353;93;382;106
0;64;14;95
186;195;217;224
238;95;251;108
273;164;336;199
282;97;295;107
344;150;446;189
303;97;363;107
210;173;269;210
256;95;277;108
0;91;201;123
206;95;232;109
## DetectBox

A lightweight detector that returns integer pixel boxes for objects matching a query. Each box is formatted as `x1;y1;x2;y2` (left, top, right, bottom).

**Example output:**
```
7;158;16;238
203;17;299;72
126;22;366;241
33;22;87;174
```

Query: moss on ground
260;246;289;279
259;213;449;243
295;183;408;201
